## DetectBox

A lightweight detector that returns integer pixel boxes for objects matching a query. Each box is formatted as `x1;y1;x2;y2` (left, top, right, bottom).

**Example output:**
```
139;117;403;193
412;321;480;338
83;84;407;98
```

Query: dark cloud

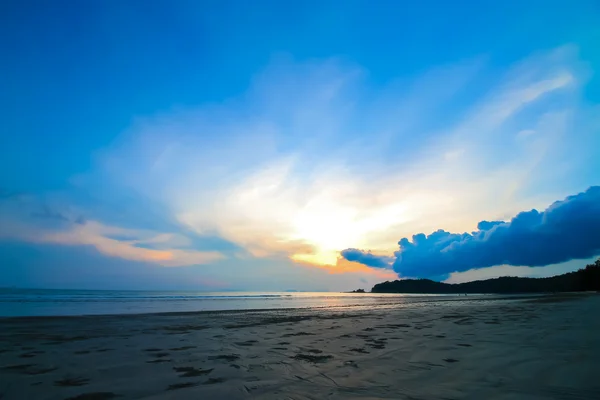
0;189;28;201
29;205;86;226
31;205;69;222
476;220;505;231
342;186;600;278
340;248;392;268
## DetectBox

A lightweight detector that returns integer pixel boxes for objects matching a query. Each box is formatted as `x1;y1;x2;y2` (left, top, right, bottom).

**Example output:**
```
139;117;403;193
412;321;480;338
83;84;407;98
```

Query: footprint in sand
3;364;57;375
365;338;387;349
2;364;34;371
281;332;315;338
167;381;199;390
65;392;118;400
173;366;213;377
170;346;196;351
235;340;258;347
349;347;369;354
208;354;240;362
292;354;333;363
203;377;226;385
304;349;322;354
54;376;90;387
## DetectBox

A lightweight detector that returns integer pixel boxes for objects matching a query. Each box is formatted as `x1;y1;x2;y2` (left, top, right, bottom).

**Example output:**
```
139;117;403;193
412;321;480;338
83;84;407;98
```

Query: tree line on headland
369;258;600;294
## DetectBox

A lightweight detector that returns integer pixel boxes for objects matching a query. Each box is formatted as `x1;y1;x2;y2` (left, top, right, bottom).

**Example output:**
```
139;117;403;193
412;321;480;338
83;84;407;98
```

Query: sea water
0;288;465;317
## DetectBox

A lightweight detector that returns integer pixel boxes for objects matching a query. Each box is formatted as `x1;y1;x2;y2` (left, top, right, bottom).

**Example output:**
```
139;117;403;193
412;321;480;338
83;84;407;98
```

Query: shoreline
2;292;594;320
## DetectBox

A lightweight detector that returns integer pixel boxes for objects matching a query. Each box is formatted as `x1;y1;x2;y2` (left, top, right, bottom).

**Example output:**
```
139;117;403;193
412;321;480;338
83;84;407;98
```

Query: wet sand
1;294;599;399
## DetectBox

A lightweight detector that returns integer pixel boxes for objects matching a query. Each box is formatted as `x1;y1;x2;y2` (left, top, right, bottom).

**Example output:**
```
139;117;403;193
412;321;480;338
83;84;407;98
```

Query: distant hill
371;259;600;294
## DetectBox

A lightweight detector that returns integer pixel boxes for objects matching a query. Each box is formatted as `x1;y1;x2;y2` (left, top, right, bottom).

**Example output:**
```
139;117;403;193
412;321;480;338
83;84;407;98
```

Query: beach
1;294;598;400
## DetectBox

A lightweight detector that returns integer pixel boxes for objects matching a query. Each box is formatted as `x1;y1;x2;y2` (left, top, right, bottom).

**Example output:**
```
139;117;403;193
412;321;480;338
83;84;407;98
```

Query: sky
1;0;599;291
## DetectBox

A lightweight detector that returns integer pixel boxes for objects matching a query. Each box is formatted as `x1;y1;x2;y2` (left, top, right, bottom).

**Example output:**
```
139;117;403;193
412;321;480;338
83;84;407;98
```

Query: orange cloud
293;254;397;280
34;221;224;267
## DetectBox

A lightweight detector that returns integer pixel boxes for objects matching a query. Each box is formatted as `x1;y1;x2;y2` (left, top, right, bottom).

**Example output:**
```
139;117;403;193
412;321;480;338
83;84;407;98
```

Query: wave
0;293;299;303
0;289;450;307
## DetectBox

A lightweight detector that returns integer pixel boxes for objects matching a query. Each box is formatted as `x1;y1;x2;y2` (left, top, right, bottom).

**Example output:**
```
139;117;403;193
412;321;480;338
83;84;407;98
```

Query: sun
287;199;413;266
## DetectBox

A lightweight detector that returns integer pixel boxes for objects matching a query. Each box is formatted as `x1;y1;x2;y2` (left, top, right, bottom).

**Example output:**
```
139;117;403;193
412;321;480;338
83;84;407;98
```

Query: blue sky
1;0;599;290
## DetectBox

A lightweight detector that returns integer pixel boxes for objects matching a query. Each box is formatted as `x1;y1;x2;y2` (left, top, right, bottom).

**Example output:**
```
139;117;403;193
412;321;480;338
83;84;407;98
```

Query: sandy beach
1;294;599;400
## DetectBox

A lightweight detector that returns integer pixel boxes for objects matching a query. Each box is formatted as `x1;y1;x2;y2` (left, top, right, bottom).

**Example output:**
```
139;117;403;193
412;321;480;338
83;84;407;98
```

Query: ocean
0;288;462;317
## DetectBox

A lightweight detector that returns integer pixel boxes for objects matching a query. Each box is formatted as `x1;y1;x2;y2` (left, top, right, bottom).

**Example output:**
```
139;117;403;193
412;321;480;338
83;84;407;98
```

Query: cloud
30;205;69;222
83;46;587;274
476;220;505;231
0;195;225;267
340;248;392;268
343;186;600;278
1;46;595;289
0;240;396;291
30;205;86;226
292;256;397;281
39;221;225;267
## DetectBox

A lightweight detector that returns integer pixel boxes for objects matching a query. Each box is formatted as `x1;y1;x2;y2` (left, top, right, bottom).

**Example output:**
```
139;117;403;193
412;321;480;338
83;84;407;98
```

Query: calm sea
0;289;461;317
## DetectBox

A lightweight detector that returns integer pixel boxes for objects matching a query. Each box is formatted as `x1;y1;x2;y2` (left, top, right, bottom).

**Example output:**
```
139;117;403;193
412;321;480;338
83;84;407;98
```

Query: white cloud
83;46;588;272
